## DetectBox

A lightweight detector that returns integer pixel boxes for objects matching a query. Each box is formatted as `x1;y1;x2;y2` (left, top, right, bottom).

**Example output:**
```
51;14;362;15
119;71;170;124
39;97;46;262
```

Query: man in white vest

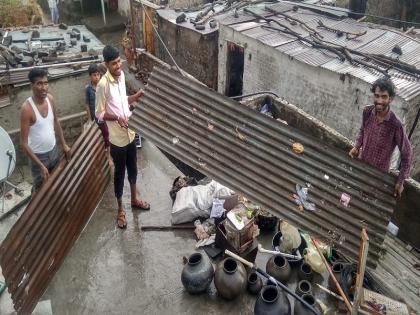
20;68;71;192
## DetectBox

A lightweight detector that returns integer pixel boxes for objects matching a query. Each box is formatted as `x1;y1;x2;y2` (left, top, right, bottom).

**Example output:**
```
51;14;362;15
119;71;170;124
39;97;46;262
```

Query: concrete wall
217;24;419;177
240;95;353;152
156;16;218;89
241;94;420;249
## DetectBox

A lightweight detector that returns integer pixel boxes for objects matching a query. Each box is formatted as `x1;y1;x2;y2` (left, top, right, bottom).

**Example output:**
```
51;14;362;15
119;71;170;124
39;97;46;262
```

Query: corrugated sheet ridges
0;124;110;314
220;4;420;101
131;67;396;269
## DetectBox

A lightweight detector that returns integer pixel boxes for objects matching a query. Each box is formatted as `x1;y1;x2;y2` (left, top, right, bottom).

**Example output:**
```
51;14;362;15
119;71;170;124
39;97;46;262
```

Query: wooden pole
311;237;352;312
351;228;369;315
129;0;138;65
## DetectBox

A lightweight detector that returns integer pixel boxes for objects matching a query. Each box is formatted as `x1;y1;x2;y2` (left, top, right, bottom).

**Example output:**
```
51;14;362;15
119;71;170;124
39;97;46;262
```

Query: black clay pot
295;280;312;297
266;255;292;284
298;262;313;281
328;262;344;293
294;293;316;315
256;214;278;232
214;257;247;300
254;285;291;315
247;271;263;295
181;252;214;294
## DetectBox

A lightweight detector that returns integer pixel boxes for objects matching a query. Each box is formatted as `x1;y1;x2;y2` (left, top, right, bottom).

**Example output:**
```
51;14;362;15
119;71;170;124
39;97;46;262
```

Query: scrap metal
0;124;110;314
130;67;396;268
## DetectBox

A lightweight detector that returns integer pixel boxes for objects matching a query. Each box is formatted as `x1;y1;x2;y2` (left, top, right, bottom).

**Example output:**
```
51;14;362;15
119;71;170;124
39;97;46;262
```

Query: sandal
116;210;127;229
131;199;150;210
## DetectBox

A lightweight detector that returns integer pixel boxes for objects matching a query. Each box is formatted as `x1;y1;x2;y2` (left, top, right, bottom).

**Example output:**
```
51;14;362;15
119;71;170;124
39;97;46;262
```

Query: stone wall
218;24;419;178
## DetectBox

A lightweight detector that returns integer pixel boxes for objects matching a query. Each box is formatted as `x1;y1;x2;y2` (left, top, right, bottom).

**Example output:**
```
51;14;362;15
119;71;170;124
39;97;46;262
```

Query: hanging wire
138;0;185;76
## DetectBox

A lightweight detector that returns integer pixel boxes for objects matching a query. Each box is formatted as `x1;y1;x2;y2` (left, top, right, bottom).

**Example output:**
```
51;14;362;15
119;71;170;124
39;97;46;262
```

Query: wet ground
0;138;337;314
20;139;331;315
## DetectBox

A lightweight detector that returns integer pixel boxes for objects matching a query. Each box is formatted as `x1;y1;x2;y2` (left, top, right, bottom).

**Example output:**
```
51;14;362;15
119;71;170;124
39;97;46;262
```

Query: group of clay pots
181;252;247;298
181;252;319;315
265;254;316;315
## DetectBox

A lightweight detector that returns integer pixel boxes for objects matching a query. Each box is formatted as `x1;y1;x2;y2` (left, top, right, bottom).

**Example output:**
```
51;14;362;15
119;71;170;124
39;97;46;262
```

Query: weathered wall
118;0;131;17
156;16;218;89
0;72;89;132
241;93;420;249
218;25;419;177
241;95;353;152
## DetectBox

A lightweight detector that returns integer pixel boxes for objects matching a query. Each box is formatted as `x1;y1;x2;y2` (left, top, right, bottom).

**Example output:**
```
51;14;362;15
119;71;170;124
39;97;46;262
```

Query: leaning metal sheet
0;124;110;314
131;67;396;269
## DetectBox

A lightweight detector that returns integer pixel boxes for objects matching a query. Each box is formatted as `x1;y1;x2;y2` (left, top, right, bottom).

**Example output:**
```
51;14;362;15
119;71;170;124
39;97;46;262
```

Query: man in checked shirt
349;77;413;198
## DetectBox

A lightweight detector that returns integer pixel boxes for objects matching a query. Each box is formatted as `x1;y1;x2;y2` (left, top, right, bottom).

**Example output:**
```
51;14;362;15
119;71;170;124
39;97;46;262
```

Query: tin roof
131;67;397;268
220;3;420;101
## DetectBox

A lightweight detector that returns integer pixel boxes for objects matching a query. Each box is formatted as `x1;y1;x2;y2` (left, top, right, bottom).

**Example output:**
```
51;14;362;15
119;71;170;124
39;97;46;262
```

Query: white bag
171;180;232;224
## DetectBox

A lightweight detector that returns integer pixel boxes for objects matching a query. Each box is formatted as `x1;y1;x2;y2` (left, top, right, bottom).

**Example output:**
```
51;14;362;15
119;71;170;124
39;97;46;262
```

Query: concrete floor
40;139;265;315
0;139;336;314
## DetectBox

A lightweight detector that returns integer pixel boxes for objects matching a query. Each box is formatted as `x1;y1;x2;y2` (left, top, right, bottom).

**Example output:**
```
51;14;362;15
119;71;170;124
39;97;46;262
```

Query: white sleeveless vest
27;97;56;154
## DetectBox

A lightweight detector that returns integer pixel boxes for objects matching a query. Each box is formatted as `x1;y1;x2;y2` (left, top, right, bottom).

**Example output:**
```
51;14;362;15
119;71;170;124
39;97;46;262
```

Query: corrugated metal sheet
0;124;110;314
398;41;420;67
358;31;412;55
321;58;385;83
222;4;420;101
242;26;296;47
131;67;397;268
290;47;334;66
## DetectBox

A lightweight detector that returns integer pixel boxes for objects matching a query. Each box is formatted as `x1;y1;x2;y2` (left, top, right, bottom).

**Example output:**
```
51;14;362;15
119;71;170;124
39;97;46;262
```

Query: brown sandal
131;199;150;210
117;210;127;229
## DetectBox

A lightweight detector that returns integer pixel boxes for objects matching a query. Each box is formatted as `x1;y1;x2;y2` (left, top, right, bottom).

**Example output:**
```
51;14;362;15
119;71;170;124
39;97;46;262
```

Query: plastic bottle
303;247;327;274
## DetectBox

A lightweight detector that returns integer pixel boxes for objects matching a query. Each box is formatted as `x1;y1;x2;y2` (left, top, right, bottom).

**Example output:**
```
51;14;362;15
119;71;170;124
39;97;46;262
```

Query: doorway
225;42;244;97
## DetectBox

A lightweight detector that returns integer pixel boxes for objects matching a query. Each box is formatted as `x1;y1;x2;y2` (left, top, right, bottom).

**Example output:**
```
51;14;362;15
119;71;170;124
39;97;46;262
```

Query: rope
138;1;184;76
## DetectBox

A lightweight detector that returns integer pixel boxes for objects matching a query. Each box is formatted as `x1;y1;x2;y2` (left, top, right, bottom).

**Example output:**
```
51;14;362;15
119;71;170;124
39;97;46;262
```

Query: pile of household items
164;177;412;315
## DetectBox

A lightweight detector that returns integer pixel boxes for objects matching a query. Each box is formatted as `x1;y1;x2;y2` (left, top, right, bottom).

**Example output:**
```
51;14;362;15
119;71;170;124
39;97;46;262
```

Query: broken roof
131;66;397;268
220;1;420;101
0;24;104;85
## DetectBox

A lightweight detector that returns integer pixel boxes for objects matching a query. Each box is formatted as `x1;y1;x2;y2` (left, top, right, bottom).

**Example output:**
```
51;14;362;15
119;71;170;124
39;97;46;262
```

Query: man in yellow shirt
96;45;150;228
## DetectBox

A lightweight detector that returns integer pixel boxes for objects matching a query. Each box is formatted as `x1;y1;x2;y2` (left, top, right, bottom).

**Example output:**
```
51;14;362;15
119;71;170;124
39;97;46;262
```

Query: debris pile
0;25;100;71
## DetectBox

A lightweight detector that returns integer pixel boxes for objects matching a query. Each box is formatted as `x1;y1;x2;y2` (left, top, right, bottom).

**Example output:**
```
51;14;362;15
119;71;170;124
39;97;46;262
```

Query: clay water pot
247;271;263;295
266;255;292;284
254;285;291;315
295;280;312;297
328;262;344;293
298;262;314;281
181;252;214;294
294;293;316;315
214;257;247;300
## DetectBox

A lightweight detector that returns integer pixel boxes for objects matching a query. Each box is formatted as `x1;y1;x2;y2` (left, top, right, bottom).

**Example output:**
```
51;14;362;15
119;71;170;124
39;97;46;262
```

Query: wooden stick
315;283;345;301
311;237;352;312
351;229;369;315
141;225;195;231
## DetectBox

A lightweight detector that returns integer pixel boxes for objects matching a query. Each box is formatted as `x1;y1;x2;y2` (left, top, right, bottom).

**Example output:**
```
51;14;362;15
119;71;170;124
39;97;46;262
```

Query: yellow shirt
95;70;135;147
